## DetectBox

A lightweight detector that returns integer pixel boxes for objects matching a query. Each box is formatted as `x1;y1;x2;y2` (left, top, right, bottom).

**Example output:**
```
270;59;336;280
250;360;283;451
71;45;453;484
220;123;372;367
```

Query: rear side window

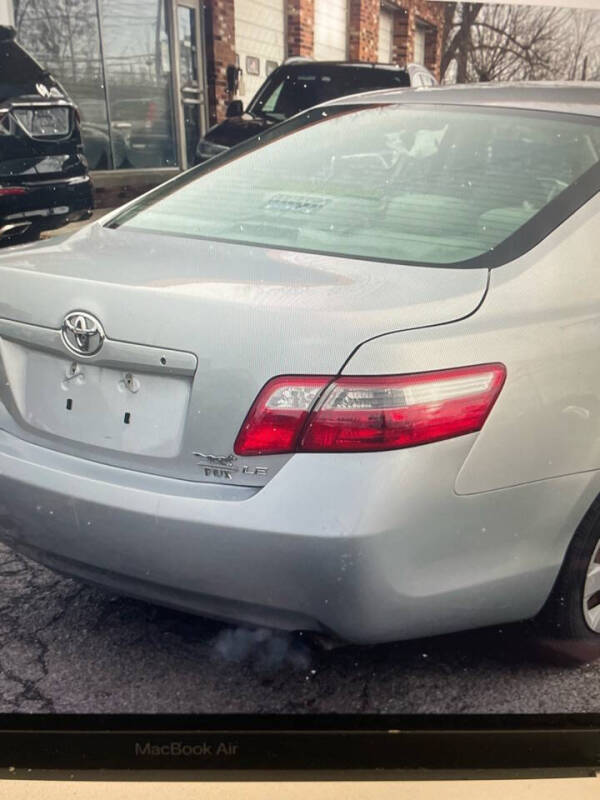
110;104;600;268
249;67;410;121
0;40;45;102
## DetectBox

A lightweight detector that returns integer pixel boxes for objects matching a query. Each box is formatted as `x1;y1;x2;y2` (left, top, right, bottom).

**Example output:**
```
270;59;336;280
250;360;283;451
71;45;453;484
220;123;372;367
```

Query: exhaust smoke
212;626;313;673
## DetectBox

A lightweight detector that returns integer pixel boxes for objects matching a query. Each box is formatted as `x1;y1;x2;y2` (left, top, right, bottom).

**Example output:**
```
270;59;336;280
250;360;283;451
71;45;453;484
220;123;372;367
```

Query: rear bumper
0;427;596;643
0;175;93;233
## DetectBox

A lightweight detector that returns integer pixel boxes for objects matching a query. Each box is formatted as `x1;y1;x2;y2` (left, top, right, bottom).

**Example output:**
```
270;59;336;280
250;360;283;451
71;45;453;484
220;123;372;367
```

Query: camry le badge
193;452;238;466
193;452;268;479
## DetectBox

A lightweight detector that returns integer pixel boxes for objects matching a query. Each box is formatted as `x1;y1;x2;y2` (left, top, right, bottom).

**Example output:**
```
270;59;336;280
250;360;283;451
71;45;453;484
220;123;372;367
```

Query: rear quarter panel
343;192;600;495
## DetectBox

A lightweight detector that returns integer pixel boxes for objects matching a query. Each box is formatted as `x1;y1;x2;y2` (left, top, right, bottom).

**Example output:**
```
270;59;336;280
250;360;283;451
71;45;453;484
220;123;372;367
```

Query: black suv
0;26;93;246
196;60;437;163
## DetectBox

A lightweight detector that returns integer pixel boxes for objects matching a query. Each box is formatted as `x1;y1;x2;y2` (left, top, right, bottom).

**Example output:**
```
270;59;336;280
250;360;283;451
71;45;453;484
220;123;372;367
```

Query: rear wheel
536;497;600;664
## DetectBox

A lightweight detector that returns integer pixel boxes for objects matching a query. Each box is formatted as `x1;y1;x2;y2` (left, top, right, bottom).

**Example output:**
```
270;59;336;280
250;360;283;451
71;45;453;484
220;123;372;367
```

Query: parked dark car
0;26;93;246
195;59;437;163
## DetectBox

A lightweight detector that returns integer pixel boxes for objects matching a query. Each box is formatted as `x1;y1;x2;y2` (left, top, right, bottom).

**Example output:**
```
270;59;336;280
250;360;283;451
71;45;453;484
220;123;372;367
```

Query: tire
535;496;600;664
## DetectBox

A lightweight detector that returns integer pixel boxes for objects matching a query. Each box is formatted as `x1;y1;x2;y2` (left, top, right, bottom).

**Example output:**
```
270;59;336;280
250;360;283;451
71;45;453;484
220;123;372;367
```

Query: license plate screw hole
122;373;140;394
66;398;73;410
160;357;167;366
124;412;131;425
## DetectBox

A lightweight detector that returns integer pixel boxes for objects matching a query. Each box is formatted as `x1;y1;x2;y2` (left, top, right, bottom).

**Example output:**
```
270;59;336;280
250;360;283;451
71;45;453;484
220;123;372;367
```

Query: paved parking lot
1;539;600;714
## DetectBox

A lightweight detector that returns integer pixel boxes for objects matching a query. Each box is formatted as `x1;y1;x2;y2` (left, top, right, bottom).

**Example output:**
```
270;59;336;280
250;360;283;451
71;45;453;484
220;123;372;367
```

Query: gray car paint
0;82;599;642
0;223;487;487
1;426;599;642
346;192;600;494
328;81;600;118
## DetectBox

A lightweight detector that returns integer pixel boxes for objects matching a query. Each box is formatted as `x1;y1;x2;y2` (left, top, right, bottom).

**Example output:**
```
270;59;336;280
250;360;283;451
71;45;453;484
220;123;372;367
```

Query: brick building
208;0;444;124
4;0;444;200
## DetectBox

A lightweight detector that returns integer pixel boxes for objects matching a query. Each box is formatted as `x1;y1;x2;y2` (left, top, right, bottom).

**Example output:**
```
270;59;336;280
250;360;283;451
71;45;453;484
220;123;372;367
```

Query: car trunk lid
0;224;488;486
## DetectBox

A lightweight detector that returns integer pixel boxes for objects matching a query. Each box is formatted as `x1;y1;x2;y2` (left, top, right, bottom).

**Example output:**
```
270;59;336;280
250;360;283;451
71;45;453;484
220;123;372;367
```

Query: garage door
378;8;394;63
235;0;285;108
314;0;348;61
0;0;14;25
414;23;427;65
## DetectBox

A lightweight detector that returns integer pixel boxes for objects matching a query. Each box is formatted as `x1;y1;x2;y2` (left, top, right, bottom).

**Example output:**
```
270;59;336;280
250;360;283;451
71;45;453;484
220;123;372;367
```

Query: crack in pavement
2;534;600;714
0;543;84;712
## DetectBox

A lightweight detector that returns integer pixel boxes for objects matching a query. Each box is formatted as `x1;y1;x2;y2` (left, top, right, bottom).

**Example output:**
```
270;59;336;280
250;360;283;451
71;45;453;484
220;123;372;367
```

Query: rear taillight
234;365;506;456
234;376;331;456
0;186;27;197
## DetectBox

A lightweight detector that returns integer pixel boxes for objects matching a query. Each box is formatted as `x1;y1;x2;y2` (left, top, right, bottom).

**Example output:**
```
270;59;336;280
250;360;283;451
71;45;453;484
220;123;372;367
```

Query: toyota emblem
61;311;105;357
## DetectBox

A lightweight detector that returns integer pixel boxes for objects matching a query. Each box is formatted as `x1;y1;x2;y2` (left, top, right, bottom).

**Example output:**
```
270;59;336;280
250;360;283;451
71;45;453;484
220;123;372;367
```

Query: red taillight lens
234;365;506;456
0;186;27;197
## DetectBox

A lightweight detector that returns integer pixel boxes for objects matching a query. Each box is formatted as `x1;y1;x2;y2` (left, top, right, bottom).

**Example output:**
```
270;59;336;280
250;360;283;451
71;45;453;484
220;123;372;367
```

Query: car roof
321;81;600;118
279;60;408;73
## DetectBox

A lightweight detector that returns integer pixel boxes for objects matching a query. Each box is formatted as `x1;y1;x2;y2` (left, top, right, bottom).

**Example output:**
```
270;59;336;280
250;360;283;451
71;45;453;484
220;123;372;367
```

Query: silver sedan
1;82;600;658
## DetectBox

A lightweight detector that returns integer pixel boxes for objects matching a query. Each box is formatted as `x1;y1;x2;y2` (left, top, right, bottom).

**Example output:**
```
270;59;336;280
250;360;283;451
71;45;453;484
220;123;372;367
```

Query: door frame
167;0;209;170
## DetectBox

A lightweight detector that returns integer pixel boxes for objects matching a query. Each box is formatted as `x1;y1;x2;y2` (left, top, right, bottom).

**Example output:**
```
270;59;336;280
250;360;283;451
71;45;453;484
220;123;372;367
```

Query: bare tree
13;0;98;83
553;9;600;81
468;4;565;82
440;2;483;82
441;1;600;84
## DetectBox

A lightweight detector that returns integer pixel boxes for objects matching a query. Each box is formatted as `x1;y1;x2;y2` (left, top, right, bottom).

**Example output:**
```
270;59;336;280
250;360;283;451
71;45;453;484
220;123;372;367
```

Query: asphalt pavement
1;540;600;714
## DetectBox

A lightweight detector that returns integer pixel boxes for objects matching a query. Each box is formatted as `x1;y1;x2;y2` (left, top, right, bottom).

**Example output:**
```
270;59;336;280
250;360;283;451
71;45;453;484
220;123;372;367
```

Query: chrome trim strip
8;175;90;188
0;318;198;377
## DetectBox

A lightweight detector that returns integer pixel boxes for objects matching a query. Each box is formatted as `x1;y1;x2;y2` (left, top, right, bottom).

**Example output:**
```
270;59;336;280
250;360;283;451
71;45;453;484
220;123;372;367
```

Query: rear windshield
248;67;410;121
0;39;45;102
109;104;600;268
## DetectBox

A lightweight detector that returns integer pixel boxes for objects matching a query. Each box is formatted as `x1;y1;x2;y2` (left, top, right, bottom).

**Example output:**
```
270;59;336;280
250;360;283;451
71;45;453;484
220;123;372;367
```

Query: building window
14;0;178;171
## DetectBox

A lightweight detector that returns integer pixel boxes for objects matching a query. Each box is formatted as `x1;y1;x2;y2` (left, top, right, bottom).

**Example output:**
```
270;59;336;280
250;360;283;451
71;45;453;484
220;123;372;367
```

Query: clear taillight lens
13;106;70;136
234;365;506;456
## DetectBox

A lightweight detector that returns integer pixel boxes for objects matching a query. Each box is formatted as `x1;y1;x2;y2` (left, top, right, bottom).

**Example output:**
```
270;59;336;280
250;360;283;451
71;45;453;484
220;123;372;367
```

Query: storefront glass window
13;0;178;170
13;0;112;168
100;0;177;168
